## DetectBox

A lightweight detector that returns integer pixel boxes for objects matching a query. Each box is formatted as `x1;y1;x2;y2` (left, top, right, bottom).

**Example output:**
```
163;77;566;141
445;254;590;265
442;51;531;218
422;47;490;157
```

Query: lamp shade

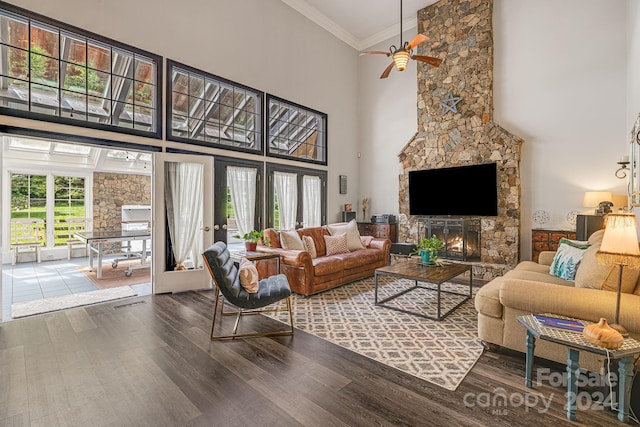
583;191;612;208
393;50;410;71
596;213;640;269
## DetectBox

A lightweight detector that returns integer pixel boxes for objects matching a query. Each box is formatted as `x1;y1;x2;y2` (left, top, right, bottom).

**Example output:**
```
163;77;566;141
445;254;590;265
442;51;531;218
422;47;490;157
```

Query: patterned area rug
265;276;483;391
12;286;137;318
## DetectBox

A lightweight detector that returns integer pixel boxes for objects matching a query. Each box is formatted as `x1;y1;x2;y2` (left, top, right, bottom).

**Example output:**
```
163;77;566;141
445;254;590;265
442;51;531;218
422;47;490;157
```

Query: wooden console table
357;222;397;243
531;228;576;262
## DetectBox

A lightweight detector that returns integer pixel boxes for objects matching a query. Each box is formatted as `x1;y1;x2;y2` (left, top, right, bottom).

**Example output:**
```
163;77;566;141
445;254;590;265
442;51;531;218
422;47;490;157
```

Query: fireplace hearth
422;218;480;262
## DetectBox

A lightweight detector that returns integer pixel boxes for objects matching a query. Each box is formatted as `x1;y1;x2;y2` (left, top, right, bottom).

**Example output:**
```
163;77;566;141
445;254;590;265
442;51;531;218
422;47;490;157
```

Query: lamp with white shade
595;213;640;337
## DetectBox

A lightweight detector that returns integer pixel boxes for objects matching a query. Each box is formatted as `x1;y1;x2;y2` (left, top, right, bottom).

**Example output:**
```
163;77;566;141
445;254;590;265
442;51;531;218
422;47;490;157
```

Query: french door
152;153;213;293
213;157;263;245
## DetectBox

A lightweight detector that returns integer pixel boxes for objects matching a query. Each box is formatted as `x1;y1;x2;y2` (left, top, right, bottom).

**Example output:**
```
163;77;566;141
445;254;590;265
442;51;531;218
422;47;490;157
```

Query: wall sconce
616;155;630;179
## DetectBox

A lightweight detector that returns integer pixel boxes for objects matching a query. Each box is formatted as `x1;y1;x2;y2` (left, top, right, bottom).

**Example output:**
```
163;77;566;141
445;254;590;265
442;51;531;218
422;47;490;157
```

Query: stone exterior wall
93;172;151;230
398;0;523;280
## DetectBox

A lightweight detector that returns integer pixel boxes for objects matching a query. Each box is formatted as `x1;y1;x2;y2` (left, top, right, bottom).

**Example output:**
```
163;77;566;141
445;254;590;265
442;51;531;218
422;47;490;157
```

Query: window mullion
45;173;55;248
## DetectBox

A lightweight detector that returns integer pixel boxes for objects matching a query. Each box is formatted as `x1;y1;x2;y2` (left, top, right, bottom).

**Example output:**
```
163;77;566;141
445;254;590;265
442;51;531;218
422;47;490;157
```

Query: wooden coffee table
374;261;472;320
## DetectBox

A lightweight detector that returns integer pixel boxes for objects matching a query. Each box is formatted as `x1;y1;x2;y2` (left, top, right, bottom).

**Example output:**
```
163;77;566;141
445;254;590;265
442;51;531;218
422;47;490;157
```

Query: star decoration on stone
439;91;463;115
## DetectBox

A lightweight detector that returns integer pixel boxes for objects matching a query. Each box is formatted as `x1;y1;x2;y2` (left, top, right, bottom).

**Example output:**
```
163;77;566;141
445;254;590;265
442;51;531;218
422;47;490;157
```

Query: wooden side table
531;229;576;262
517;314;640;423
230;251;281;274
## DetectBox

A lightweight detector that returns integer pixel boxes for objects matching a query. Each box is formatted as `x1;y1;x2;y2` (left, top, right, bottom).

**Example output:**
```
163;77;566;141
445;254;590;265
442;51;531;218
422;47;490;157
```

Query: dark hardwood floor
0;290;634;426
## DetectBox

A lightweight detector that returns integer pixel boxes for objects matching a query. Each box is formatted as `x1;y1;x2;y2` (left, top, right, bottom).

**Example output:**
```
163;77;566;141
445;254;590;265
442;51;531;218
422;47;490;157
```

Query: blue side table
517;314;640;423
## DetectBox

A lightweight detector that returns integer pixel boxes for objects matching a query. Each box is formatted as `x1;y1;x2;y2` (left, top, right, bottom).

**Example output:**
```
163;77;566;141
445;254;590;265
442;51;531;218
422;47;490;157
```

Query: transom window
266;94;327;165
0;4;162;138
167;60;263;154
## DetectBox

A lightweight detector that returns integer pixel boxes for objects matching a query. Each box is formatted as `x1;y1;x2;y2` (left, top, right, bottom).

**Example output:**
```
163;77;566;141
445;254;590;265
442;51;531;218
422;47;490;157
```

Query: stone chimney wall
398;0;523;279
93;172;151;231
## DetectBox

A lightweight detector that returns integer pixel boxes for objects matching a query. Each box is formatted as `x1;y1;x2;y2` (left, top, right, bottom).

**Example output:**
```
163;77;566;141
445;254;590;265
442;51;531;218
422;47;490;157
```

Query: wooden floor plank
64;308;97;334
0;346;29;422
0;292;632;426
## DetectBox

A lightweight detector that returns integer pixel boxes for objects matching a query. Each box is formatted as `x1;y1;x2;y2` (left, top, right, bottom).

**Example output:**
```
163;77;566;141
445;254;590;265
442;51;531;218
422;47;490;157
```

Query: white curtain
303;175;321;227
227;166;257;236
165;162;204;270
274;171;297;230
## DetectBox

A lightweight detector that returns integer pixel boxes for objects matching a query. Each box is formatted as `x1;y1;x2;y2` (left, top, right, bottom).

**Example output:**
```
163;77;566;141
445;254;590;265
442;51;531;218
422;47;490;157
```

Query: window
266;94;327;165
213;156;263;251
0;4;162;138
167;60;263;154
266;163;326;230
10;172;87;247
10;173;46;246
54;175;85;245
10;173;46;220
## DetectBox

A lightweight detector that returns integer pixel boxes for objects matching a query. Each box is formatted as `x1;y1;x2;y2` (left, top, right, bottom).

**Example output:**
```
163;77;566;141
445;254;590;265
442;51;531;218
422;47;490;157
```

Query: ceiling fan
360;0;442;79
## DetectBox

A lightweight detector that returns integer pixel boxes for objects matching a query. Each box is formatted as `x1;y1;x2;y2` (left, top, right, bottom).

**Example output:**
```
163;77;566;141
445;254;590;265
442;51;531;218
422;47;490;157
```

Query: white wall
4;0;360;223
357;29;418;219
628;0;640;128
494;0;628;259
358;0;631;261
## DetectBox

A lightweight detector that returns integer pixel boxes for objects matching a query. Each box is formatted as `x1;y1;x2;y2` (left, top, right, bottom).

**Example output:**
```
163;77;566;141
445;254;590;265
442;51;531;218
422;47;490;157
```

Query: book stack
533;315;584;332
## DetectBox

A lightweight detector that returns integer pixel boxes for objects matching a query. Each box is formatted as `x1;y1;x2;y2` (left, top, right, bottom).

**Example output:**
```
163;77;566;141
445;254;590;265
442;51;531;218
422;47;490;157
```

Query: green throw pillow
549;238;591;282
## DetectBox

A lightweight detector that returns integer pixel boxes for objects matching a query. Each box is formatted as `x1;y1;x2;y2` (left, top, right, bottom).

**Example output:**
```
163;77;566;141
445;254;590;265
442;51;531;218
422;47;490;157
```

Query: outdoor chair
10;218;44;265
65;217;91;260
202;241;294;340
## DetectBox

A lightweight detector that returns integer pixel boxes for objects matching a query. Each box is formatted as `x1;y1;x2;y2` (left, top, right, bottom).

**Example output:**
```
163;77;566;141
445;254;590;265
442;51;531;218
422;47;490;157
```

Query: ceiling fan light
393;50;410;71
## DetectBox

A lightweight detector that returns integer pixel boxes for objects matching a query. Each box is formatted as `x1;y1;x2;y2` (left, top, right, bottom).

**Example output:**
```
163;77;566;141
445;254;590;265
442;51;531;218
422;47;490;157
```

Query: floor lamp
595;213;640;337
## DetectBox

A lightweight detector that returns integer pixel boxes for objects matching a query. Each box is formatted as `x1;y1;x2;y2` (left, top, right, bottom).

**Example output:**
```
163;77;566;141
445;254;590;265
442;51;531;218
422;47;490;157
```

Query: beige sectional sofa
475;229;640;371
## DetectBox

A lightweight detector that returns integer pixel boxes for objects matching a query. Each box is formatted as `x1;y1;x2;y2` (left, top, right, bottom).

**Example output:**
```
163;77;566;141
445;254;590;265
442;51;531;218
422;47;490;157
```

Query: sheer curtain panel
227;166;257;236
274;171;298;230
303;175;321;227
165;162;204;270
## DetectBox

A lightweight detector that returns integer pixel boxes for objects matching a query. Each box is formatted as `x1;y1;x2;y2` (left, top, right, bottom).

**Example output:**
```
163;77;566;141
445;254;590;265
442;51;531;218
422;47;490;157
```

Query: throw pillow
280;229;305;251
327;219;364;251
360;235;374;247
549;238;591;282
324;234;350;256
302;235;317;259
587;229;605;245
575;241;640;293
238;258;259;293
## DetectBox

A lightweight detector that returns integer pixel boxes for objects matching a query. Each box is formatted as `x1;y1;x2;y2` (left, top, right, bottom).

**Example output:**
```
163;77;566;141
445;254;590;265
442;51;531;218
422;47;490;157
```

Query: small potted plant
235;230;267;252
414;235;444;264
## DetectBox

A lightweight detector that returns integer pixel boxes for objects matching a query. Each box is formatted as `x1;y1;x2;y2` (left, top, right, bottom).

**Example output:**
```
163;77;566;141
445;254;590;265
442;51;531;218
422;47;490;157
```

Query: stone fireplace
398;0;523;280
423;217;480;262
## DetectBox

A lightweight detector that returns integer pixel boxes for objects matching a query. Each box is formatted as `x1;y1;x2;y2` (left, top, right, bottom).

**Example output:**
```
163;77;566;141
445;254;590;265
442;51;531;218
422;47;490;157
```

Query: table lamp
595;213;640;337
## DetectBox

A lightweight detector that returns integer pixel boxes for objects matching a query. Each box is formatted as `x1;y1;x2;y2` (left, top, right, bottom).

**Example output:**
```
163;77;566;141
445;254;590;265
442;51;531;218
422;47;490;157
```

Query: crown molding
358;17;417;51
281;0;417;52
281;0;360;49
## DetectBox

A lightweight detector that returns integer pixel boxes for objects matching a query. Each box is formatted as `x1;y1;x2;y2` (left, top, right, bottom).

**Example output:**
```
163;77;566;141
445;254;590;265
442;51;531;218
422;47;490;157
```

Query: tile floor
2;256;151;322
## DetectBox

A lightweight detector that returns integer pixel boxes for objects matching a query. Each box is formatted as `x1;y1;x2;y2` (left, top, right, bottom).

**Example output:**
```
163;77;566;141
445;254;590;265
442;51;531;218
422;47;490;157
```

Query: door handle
222;224;227;230
211;225;218;231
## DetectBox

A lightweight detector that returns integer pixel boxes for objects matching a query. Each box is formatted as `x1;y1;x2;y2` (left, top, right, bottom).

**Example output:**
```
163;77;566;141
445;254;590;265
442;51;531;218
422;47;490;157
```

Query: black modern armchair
202;241;294;340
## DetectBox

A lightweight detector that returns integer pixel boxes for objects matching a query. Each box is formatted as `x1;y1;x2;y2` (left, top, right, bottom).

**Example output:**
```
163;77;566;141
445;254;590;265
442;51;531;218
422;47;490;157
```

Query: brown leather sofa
257;226;391;296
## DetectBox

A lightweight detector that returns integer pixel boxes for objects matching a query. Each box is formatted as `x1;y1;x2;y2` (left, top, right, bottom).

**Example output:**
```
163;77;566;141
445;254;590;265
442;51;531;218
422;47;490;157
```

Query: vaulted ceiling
281;0;439;50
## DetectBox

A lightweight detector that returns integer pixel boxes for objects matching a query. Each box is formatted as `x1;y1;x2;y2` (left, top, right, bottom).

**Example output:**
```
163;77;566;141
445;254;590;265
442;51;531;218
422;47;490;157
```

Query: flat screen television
409;163;498;216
